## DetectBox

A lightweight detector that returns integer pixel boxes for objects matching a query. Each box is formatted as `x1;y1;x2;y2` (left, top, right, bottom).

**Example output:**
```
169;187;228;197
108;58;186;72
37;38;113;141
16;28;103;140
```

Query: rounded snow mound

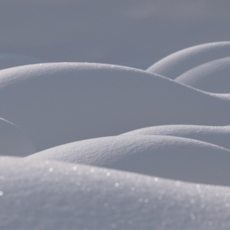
121;125;230;150
0;63;230;151
175;57;230;93
27;135;230;186
0;118;35;157
147;42;230;79
1;157;230;230
0;53;43;70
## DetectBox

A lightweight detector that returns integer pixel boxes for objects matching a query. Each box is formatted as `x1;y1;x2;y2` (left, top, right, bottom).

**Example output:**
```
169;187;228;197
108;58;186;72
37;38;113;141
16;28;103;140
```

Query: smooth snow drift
1;157;230;230
28;135;230;186
0;0;230;227
175;57;230;93
121;125;230;150
0;63;230;151
147;42;230;79
0;53;43;70
0;118;35;157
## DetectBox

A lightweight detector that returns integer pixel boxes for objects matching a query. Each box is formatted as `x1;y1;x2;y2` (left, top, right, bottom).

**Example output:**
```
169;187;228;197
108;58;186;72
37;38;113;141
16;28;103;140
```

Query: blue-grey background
1;0;230;68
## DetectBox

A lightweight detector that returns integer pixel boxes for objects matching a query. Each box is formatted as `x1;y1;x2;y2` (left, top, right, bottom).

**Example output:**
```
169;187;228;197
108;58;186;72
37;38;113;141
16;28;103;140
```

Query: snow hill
1;40;230;229
175;57;230;93
0;0;230;227
0;63;230;151
27;135;230;186
147;42;230;79
121;125;230;150
1;157;230;230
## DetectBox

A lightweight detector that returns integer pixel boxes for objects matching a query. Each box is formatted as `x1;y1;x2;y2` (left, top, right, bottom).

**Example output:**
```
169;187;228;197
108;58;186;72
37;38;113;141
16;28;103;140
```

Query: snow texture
1;157;230;230
28;135;230;186
0;6;230;226
175;57;230;93
0;118;35;156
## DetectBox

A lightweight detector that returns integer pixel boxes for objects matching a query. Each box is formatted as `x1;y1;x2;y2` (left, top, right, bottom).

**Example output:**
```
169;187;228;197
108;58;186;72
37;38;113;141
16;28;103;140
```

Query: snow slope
1;157;230;230
0;63;230;151
147;42;230;79
0;0;230;228
175;57;230;93
121;125;230;150
0;118;35;157
27;135;230;186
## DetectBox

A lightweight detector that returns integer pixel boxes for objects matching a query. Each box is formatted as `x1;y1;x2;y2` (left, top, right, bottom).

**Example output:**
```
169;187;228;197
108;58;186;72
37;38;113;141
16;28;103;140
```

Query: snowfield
1;157;230;230
0;7;230;227
0;63;230;152
0;42;230;230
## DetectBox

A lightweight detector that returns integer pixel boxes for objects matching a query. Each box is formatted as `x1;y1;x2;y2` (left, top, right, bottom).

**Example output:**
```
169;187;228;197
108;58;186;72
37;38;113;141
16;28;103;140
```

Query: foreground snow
147;42;230;79
1;157;230;230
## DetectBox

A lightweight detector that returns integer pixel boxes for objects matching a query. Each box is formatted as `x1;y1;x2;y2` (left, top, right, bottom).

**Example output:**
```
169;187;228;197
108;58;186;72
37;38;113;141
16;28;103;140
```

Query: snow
27;135;230;186
0;1;230;228
175;57;230;93
1;157;230;230
121;125;230;150
147;42;230;79
0;63;230;152
0;118;35;157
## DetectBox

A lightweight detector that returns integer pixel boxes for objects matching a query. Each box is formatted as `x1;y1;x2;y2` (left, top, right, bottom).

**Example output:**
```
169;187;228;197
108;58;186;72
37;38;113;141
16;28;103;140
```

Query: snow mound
0;118;35;157
27;135;230;186
1;157;230;230
121;125;230;150
147;42;230;79
175;57;230;93
0;53;43;70
0;63;230;151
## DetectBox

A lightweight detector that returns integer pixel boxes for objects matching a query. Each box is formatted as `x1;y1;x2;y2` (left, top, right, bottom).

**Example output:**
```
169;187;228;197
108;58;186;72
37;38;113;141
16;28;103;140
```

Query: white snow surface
147;42;230;79
1;41;230;229
28;135;230;186
1;157;230;230
0;63;230;151
121;125;230;150
0;118;35;157
0;53;43;70
1;0;230;227
175;57;230;93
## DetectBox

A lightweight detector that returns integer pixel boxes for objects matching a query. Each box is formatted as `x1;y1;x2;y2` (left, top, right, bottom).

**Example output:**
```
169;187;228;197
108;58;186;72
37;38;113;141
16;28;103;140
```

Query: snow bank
1;157;230;230
27;135;230;186
175;57;230;93
121;125;230;150
0;53;43;70
0;118;35;157
0;63;230;151
147;42;230;79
